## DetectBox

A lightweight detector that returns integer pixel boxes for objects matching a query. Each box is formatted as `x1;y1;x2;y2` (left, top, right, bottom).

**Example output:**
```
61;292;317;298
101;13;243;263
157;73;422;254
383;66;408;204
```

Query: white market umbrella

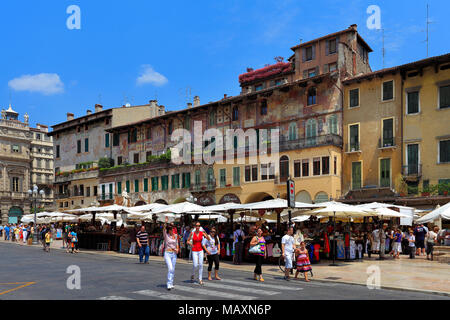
197;214;228;223
240;198;315;210
152;202;208;214
124;203;168;214
417;202;450;223
356;204;410;218
204;202;246;212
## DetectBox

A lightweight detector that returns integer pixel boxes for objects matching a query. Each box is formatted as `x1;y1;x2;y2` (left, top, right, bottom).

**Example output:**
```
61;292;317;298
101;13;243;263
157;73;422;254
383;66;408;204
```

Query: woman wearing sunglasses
202;227;222;281
188;222;211;285
163;218;179;290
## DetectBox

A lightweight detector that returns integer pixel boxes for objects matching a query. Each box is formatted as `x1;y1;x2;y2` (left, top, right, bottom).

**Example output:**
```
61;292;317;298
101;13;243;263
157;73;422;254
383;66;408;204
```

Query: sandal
191;275;195;283
259;276;265;282
199;280;204;285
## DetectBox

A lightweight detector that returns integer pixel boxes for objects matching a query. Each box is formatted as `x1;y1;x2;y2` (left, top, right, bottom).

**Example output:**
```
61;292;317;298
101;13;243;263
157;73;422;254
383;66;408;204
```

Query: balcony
190;180;216;192
55;192;71;199
55;169;99;183
0;191;29;200
34;178;54;185
279;134;342;152
98;193;114;201
378;138;396;150
402;164;422;181
345;143;361;154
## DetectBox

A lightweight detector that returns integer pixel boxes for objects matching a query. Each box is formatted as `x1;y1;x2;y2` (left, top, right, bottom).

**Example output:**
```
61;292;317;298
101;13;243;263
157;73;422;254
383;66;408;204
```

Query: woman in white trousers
163;219;179;290
188;222;210;285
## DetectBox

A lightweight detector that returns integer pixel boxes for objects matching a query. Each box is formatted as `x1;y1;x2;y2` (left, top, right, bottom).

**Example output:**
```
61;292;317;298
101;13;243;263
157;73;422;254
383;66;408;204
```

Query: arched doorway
8;206;23;224
296;190;312;204
314;192;329;203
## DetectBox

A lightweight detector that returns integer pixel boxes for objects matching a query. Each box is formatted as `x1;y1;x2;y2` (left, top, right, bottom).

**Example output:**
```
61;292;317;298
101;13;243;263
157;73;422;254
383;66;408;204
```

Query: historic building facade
0;105;32;223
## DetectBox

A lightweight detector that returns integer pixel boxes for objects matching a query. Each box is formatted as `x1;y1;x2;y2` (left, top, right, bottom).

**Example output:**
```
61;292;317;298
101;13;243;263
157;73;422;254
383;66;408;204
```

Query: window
94;186;99;196
280;156;289;181
268;163;275;179
307;68;317;78
12;177;19;192
306;119;317;146
233;167;240;186
134;180;139;193
307;87;317;106
133;153;139;164
352;162;362;190
232;107;239;121
255;84;264;91
56;145;60;158
245;166;251;182
129;129;137;143
380;158;391;187
304;46;314;61
146;127;152;140
77;140;81;154
161;176;169;190
328;115;338;135
382;118;394;147
207;168;215;185
288;122;298;141
168;121;173;135
439;85;450;109
439;140;450;163
328;38;337;54
152;177;159;191
382;80;394;101
334;157;337;175
12;145;20;153
407;91;419;114
125;181;130;193
182;173;191;188
407;144;419;175
101;134;108;149
322;157;330;175
86;186;91;197
209;110;216;126
260;100;268;115
220;169;226;187
84;138;89;152
113;133;120;146
328;63;337;72
302;159;309;177
184;117;191;131
261;164;267;181
349;124;359;151
252;165;258;181
79;185;84;196
313;158;321;176
349;88;359;108
171;174;180;189
117;156;123;165
294;160;301;177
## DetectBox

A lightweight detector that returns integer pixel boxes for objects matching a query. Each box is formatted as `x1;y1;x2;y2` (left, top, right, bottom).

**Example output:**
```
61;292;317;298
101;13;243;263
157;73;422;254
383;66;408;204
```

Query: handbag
249;244;262;254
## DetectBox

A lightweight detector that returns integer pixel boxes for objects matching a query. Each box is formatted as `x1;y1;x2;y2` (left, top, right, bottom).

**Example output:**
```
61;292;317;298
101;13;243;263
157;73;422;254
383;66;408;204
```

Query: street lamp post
28;184;45;245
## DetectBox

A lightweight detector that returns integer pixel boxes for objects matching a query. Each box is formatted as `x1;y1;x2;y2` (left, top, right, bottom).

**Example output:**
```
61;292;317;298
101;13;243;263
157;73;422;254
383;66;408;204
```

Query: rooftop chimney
193;96;200;107
350;24;357;30
95;104;103;113
87;110;92;115
67;113;74;121
224;94;227;99
187;102;192;108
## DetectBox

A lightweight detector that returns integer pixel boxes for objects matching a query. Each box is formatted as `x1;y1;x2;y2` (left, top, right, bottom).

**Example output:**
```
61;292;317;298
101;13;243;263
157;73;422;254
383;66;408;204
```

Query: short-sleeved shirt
394;233;402;242
233;230;245;243
281;235;295;254
406;234;415;247
70;232;78;243
414;227;427;241
202;237;218;255
426;231;437;243
136;231;149;245
164;233;178;252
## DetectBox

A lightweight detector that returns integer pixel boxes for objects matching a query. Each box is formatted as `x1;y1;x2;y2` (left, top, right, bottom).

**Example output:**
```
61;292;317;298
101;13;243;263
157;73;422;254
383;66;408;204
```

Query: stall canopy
356;203;411;218
240;198;316;210
417;202;450;223
196;214;228;223
151;202;211;214
302;201;377;218
123;203;168;214
67;204;127;214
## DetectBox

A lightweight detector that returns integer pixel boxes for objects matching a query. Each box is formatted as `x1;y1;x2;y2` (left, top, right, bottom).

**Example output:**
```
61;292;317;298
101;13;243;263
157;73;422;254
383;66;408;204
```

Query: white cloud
8;73;64;95
136;65;168;87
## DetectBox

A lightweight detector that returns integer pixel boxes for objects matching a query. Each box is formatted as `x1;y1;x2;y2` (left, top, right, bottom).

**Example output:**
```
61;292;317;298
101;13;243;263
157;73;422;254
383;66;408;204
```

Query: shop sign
219;193;241;204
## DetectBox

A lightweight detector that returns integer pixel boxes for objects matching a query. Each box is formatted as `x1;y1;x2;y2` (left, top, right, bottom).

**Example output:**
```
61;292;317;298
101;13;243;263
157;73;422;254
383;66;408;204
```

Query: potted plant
394;174;407;196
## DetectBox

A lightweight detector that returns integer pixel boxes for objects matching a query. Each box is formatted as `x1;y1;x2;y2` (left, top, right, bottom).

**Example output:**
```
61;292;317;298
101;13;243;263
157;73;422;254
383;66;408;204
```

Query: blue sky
1;0;449;128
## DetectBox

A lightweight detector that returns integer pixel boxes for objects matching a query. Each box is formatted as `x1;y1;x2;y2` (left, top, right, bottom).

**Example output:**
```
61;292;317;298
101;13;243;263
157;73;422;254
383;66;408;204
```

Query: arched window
288;122;298;141
306;119;317;146
328;115;338;135
232;107;239;121
280;155;290;181
307;87;317;106
314;192;329;203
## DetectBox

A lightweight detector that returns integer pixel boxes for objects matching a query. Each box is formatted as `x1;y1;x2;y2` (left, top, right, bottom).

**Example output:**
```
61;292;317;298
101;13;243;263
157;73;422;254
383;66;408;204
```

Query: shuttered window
407;91;419;114
349;88;359;108
439;85;450;109
380;158;391;187
382;80;394;101
439;140;450;163
352;162;362;190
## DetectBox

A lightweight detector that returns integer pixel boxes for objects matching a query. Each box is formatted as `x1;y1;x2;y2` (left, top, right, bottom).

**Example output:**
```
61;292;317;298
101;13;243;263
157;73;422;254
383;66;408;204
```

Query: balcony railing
190;180;216;192
402;164;422;178
34;178;54;185
280;134;343;152
378;137;396;149
55;192;70;199
55;169;99;183
345;142;360;153
0;191;29;199
98;193;114;201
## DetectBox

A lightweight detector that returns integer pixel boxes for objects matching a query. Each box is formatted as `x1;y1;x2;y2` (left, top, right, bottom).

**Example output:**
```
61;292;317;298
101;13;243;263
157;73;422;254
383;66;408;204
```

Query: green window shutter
349;125;359;150
233;167;240;186
440;140;450;163
382;119;394;146
105;133;110;148
102;185;106;200
407;91;419;114
117;182;122;194
144;178;148;192
380;159;391;187
126;180;130;193
220;169;226;187
439;85;450;109
135;180;139;193
352;162;362;190
84;138;89;152
407;144;419;174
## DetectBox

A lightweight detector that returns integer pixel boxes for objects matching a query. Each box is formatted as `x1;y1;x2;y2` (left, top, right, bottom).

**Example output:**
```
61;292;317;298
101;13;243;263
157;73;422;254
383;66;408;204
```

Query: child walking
44;231;52;252
295;241;312;282
406;229;415;259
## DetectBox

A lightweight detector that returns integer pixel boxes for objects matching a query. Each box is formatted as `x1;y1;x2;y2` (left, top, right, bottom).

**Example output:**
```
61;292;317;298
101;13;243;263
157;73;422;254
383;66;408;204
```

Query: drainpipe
400;73;405;184
331;72;344;200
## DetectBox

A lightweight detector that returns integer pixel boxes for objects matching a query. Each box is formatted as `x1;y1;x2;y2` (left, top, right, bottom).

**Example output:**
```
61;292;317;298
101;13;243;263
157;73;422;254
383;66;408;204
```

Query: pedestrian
136;225;150;264
69;229;78;253
426;226;439;261
44;230;52;252
250;227;266;282
129;226;137;255
163;219;179;290
390;227;402;259
414;224;427;256
379;223;388;259
182;226;191;259
295;241;312;282
233;225;245;265
14;225;20;242
22;225;28;244
371;227;380;254
188;222;211;285
202;227;221;281
406;229;416;259
0;224;3;238
281;227;295;281
40;225;48;250
4;224;10;241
